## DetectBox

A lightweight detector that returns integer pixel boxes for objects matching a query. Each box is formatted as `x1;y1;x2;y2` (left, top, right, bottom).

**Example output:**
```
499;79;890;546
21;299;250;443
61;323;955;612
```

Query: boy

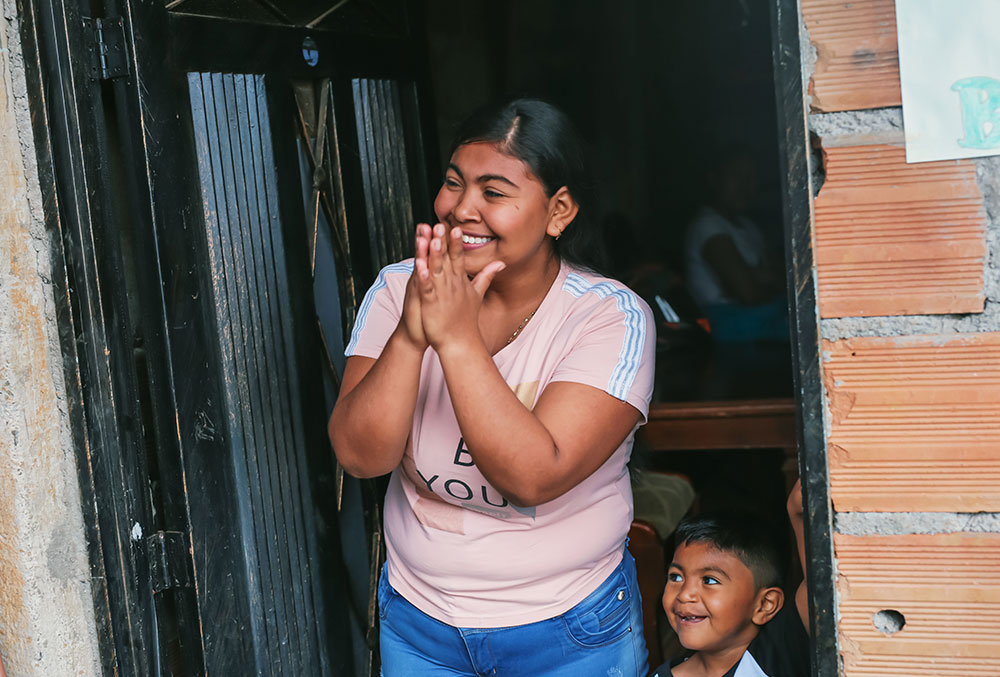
651;480;810;677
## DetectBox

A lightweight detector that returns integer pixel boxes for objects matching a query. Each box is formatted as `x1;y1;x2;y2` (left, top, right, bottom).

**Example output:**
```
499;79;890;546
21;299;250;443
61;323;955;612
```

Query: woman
329;98;656;676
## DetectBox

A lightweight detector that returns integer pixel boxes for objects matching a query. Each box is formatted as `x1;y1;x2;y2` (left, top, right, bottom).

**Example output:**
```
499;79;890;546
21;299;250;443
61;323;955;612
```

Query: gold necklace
505;308;538;346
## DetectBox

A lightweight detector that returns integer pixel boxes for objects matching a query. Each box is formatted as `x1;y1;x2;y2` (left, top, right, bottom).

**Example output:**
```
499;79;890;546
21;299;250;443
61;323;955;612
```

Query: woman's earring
555;230;562;241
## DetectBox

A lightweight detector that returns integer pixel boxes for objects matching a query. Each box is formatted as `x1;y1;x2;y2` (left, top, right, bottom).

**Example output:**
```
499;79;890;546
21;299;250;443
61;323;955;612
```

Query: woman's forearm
329;327;425;477
435;339;566;507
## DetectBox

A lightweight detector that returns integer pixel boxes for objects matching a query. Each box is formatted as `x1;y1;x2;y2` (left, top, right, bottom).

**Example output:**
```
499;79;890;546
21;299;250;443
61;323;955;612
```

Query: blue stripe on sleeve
345;261;414;356
562;273;646;400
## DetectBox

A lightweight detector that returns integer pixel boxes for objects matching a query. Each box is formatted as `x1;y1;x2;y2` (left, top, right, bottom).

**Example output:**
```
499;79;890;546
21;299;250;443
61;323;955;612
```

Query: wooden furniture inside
628;520;667;670
640;398;799;489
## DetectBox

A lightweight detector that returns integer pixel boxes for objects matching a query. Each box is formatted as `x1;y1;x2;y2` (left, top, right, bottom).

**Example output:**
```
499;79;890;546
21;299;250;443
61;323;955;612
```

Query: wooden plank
802;0;901;112
642;399;797;450
824;334;1000;512
815;144;986;318
835;533;1000;675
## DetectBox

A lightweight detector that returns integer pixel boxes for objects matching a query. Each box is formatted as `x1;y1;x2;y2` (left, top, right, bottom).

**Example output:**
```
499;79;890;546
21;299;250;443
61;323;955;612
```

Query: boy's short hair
674;512;786;589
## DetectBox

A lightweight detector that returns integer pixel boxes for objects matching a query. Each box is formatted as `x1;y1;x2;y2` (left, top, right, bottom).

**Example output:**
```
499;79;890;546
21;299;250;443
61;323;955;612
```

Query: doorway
420;0;823;669
24;0;831;674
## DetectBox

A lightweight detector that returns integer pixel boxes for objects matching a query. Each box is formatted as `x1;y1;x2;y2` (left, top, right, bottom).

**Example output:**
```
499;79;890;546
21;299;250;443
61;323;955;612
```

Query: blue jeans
378;549;649;676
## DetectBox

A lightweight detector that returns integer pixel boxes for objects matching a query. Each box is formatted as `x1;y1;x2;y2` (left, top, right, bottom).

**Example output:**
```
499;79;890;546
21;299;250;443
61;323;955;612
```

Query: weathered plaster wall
0;3;101;675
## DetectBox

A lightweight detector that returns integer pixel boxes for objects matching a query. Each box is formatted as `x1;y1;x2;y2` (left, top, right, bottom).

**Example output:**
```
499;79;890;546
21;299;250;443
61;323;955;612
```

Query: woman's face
433;142;559;276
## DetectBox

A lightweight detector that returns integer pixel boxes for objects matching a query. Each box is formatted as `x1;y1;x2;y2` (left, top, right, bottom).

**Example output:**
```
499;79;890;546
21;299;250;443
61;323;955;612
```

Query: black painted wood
105;1;262;672
18;0;170;673
189;71;336;673
769;1;839;675
24;0;433;674
17;2;120;673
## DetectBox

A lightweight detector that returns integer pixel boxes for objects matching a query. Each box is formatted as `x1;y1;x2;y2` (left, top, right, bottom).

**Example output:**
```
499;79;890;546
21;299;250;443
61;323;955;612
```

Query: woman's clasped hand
408;222;506;355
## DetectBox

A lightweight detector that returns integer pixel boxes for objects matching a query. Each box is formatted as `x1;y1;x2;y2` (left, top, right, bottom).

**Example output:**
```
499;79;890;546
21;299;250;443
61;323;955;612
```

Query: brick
815;144;986;318
824;333;1000;512
836;533;1000;675
802;0;901;112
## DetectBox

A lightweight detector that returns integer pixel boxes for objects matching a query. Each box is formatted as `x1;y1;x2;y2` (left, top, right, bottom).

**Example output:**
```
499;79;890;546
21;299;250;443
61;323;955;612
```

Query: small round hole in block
872;609;905;635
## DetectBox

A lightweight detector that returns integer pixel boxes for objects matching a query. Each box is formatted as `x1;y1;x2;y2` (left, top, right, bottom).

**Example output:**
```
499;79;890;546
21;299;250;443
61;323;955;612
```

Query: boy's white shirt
652;650;770;677
733;651;769;677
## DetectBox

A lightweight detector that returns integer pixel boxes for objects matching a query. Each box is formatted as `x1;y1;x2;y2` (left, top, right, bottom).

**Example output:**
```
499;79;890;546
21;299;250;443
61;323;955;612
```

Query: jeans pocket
377;564;398;621
562;569;634;648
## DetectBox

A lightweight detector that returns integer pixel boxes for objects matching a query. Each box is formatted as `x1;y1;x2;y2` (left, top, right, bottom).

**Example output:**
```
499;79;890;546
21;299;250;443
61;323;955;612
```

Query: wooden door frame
17;0;171;672
770;0;838;675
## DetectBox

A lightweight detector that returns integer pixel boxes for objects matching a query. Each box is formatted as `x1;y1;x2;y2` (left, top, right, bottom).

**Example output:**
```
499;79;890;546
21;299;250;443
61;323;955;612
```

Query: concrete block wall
801;0;1000;674
0;2;101;675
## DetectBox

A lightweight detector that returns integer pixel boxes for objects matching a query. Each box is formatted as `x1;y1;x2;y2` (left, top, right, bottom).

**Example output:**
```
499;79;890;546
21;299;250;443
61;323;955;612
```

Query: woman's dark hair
448;98;608;273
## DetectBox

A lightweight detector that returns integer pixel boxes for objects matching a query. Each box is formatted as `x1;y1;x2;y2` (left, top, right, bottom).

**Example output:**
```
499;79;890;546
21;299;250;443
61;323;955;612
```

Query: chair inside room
628;470;697;669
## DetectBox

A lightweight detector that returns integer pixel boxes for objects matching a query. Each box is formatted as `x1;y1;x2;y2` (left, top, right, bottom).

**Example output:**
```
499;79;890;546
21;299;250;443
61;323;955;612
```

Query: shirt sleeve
549;283;656;422
344;260;413;359
687;208;733;254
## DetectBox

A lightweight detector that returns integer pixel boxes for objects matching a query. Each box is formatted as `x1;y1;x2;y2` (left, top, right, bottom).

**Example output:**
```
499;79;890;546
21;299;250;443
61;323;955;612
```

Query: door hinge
85;16;129;81
147;530;193;593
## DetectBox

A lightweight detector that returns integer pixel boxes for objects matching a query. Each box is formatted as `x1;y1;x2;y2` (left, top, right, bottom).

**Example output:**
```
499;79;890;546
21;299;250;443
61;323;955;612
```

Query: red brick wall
802;1;999;674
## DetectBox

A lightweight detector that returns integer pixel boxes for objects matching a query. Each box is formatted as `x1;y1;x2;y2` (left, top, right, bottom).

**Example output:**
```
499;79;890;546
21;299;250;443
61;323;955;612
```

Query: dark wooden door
131;4;437;674
26;0;436;674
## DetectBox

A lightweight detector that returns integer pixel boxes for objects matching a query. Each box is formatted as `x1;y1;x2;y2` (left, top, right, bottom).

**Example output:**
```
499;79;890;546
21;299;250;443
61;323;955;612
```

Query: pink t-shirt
346;259;656;627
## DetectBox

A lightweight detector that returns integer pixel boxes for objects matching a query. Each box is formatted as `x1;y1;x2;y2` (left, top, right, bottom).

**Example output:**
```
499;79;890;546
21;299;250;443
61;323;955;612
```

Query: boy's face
663;541;772;654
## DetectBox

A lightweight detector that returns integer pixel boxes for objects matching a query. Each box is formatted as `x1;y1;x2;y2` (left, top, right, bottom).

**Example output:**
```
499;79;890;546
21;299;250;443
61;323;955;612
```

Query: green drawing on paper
952;76;1000;149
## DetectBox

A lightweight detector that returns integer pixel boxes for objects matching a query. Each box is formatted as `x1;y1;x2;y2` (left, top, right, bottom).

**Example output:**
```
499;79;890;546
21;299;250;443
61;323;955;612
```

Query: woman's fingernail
432;239;440;251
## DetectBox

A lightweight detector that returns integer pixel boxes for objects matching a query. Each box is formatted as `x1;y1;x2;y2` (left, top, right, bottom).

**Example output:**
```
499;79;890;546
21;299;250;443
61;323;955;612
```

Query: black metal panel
188;71;329;675
292;78;358;349
769;1;838;675
352;77;416;272
270;79;358;676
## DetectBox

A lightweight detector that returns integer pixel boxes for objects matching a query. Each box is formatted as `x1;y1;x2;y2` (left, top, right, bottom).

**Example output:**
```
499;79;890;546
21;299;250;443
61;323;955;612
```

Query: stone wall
0;3;101;674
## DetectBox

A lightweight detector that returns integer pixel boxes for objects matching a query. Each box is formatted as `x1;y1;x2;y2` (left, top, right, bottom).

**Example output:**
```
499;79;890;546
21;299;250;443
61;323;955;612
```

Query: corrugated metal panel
802;0;901;112
836;533;1000;675
824;333;1000;512
815;144;986;318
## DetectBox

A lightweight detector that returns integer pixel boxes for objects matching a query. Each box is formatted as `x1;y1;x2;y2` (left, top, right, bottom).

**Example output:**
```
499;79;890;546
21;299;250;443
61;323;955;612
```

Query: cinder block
802;0;901;112
815;144;986;318
824;333;1000;512
836;533;1000;675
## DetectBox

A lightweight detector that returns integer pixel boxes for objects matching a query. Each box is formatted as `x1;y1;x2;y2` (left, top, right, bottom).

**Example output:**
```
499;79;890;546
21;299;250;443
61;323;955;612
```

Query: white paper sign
896;0;1000;163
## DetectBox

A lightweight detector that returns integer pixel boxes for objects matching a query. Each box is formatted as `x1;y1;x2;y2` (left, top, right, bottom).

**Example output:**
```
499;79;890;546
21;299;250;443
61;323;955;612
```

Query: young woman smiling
328;98;656;676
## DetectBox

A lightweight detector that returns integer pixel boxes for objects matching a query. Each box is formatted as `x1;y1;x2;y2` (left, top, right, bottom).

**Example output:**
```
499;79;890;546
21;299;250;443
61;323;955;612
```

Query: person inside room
684;147;791;399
